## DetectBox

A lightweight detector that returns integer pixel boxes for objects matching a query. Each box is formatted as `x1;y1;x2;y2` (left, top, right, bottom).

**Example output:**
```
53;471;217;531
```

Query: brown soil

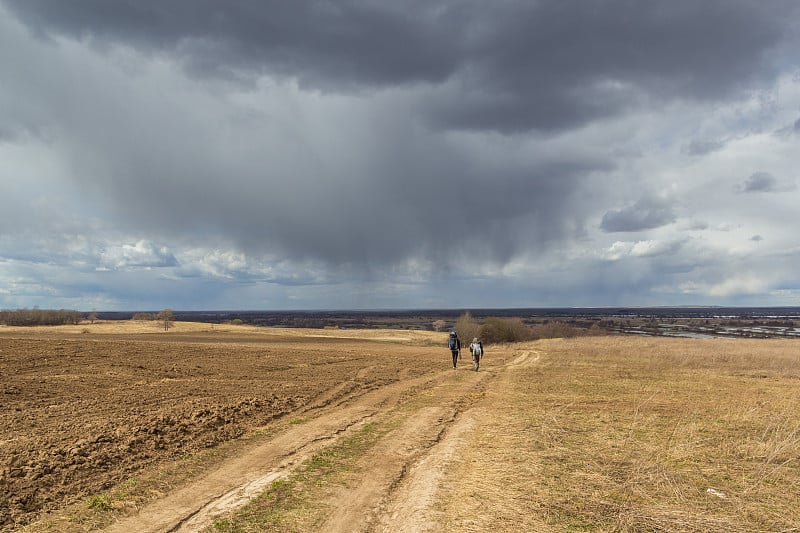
0;322;445;529
7;324;798;532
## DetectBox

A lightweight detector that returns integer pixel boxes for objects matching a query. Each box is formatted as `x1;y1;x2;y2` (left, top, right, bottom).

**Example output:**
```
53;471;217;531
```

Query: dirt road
2;322;530;531
105;340;525;531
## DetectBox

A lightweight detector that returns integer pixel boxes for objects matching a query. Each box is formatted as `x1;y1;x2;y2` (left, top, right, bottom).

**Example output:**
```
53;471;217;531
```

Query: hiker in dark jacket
448;331;461;368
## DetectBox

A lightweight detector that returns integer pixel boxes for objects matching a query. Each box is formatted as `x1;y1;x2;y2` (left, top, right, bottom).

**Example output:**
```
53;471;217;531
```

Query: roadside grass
441;336;800;531
203;421;386;532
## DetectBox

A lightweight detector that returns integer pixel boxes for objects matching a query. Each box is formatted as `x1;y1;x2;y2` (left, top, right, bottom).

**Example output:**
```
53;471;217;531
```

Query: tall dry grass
456;336;800;531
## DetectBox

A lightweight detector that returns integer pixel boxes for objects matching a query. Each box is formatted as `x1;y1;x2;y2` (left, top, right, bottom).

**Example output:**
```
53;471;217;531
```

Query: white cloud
708;275;771;298
99;240;177;270
605;239;682;260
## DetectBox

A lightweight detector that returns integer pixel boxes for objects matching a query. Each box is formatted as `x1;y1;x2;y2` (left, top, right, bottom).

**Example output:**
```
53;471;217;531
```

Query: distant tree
157;308;175;331
432;319;446;332
455;311;481;343
87;311;98;324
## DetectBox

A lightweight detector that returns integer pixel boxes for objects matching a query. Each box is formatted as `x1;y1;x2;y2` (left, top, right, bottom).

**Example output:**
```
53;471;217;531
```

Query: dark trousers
451;350;459;367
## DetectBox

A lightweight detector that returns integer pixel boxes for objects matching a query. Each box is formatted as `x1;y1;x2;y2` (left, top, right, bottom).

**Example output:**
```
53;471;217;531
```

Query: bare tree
432;319;446;332
156;309;175;331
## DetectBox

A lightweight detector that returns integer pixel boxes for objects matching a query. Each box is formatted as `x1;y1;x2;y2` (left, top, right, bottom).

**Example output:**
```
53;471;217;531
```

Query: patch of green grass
87;493;113;512
202;422;384;532
212;517;234;530
116;476;138;499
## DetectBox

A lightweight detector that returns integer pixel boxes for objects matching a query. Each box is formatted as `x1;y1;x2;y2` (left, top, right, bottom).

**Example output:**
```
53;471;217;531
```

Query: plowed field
0;322;445;529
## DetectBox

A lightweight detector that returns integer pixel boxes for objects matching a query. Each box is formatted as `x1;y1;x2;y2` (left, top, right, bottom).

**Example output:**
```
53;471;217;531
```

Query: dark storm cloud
70;119;605;268
0;125;16;142
3;0;796;133
600;197;676;233
4;0;800;311
2;0;460;87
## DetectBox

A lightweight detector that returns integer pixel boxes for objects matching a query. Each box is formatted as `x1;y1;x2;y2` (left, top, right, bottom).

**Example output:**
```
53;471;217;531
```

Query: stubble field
2;322;800;531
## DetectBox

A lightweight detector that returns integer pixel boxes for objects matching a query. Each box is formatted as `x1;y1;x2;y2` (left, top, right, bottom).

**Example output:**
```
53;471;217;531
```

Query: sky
1;1;800;311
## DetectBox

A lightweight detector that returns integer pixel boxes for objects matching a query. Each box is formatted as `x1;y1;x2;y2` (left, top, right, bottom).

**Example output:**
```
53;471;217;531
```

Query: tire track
356;345;539;532
104;372;442;533
105;345;529;532
318;368;497;532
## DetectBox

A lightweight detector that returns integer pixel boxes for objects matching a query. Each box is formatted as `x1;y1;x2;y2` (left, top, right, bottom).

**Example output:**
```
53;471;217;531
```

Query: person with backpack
448;331;461;368
469;337;484;371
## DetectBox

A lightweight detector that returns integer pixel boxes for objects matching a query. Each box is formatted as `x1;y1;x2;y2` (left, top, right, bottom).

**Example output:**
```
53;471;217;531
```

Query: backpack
472;342;483;357
448;335;457;350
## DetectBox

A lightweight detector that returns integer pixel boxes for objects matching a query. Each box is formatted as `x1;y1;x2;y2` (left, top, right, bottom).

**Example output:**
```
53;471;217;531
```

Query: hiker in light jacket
469;337;484;371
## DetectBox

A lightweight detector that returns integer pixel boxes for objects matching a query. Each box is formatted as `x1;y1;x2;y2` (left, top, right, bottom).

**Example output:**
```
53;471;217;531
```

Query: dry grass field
2;323;800;531
441;336;800;532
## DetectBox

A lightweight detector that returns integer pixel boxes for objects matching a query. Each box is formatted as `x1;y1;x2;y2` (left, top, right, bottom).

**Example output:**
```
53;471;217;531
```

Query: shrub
480;317;533;343
455;311;481;343
477;318;584;343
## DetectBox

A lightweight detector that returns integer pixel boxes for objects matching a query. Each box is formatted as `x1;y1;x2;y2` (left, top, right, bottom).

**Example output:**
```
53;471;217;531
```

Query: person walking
469;337;483;371
448;331;461;368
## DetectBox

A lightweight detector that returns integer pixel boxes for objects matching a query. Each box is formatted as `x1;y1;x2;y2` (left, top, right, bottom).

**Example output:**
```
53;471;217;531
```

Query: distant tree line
0;309;82;326
131;309;175;330
454;311;606;344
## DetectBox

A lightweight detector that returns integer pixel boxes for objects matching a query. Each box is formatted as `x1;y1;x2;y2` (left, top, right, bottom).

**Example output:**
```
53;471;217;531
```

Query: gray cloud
685;139;726;156
3;0;796;134
0;125;17;142
742;171;777;192
736;171;794;193
0;15;606;274
2;1;800;310
600;197;676;233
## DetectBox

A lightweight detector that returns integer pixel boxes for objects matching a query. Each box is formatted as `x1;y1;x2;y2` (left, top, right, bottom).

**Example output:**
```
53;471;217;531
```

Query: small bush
530;321;579;339
480;317;533;343
586;323;608;336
